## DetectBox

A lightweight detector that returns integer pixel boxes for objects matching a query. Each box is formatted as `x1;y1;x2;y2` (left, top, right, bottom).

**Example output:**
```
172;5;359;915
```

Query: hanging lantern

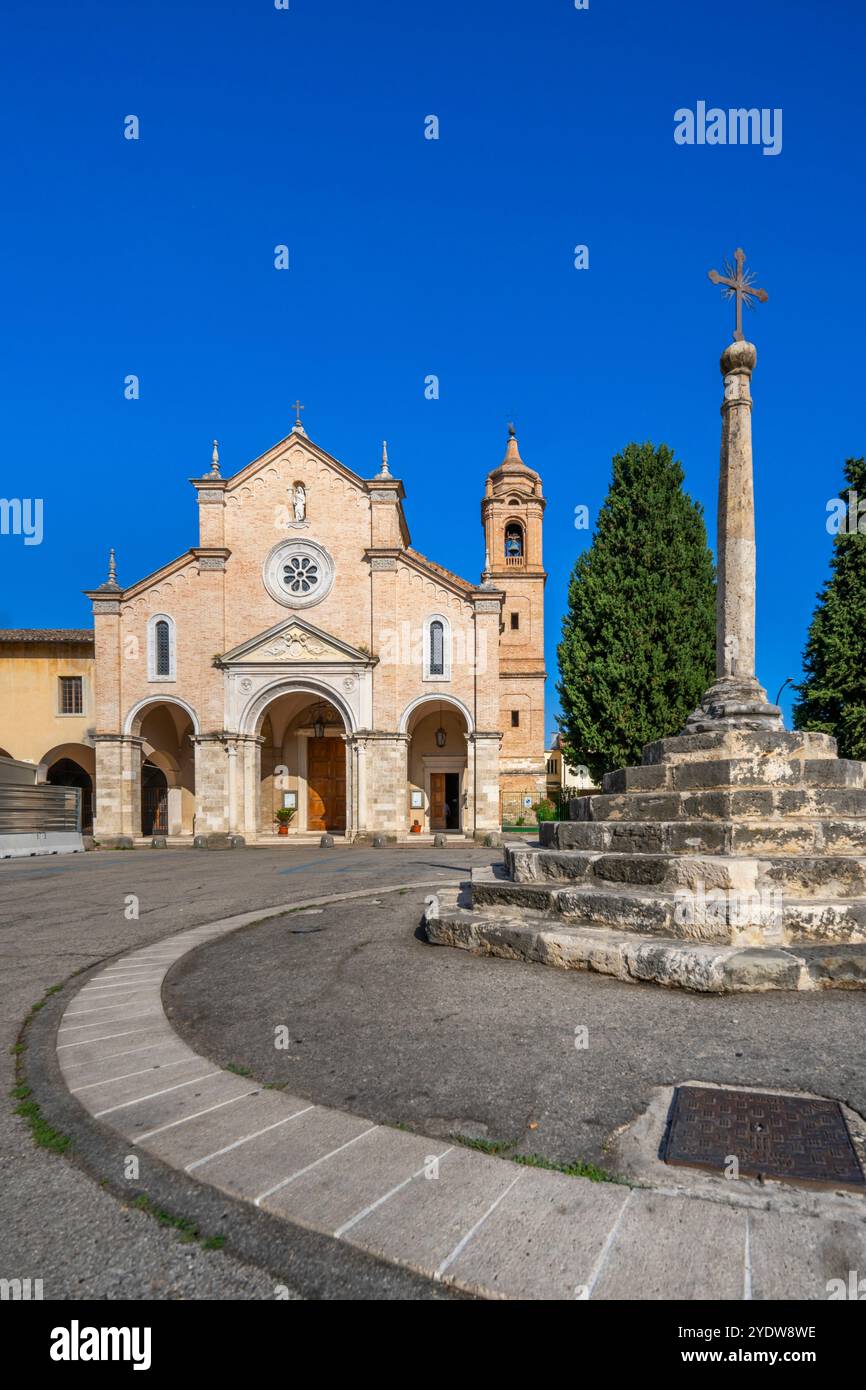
435;705;447;748
313;707;325;739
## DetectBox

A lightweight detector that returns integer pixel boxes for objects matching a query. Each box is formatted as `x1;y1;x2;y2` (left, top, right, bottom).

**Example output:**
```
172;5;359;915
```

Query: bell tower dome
481;426;547;813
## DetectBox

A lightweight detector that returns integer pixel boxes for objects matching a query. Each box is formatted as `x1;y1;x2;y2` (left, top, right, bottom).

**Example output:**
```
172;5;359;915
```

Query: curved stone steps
425;892;866;993
602;757;866;796
576;787;866;823
506;847;866;898
542;818;866;856
470;866;866;945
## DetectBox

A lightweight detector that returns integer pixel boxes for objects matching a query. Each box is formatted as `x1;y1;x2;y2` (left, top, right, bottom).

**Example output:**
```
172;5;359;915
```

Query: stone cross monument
686;249;783;733
428;249;866;993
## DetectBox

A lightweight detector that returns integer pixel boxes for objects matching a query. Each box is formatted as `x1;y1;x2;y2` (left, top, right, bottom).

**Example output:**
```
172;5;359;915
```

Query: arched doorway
257;691;348;835
403;698;470;834
141;762;168;836
125;701;197;836
46;757;94;832
40;743;96;832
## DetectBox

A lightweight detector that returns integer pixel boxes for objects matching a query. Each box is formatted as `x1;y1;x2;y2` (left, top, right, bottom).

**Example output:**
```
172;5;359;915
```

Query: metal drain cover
663;1086;865;1191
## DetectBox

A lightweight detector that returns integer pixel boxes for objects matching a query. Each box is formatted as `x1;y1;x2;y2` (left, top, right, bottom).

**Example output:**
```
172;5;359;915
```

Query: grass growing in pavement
512;1153;615;1183
451;1135;514;1156
450;1132;617;1182
226;1062;253;1077
130;1195;227;1251
131;1195;198;1242
11;1085;71;1154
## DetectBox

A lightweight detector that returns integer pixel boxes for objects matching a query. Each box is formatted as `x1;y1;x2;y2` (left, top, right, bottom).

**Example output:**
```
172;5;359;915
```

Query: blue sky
1;0;864;732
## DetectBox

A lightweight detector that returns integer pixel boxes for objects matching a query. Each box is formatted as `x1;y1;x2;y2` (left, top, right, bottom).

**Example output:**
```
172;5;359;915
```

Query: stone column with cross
686;249;783;733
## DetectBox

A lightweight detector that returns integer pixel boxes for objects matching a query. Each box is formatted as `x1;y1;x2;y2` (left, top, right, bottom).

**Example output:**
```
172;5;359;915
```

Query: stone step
576;786;866;824
641;729;838;766
602;757;866;796
506;846;866;898
470;867;866;944
541;816;866;856
424;900;866;993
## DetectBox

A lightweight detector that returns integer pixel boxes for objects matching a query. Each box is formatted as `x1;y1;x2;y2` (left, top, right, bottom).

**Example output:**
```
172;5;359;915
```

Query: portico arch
122;699;197;835
123;695;201;738
245;684;354;838
398;692;474;737
240;677;357;739
403;697;471;834
40;743;95;832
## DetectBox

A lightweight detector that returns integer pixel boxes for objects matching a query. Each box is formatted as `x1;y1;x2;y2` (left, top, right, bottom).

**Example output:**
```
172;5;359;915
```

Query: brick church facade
1;419;547;840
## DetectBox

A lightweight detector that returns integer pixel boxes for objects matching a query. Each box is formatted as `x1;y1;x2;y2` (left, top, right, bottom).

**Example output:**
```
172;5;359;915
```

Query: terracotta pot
277;824;289;836
410;822;421;834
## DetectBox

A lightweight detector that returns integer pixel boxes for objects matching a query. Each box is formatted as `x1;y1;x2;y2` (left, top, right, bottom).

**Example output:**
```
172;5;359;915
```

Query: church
0;416;548;841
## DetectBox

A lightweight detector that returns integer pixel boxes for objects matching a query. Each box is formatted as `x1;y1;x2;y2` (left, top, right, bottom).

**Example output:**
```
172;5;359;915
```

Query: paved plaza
3;844;865;1300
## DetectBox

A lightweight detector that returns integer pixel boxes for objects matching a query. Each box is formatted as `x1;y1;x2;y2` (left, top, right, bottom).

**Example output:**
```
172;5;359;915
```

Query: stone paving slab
52;882;866;1300
65;1054;224;1112
140;1090;311;1169
266;1127;453;1235
341;1146;526;1279
56;1021;177;1060
59;1039;192;1086
441;1164;630;1300
589;1190;748;1301
747;1208;866;1301
205;1106;376;1205
104;1070;259;1136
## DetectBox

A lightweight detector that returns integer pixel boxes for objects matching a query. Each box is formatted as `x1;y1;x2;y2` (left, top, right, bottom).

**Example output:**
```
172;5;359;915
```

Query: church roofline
220;431;371;495
83;548;228;602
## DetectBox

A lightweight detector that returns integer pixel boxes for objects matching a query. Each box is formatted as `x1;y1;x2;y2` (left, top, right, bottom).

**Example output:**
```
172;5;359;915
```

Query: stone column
686;340;783;733
469;731;502;833
93;734;143;839
166;784;183;836
193;735;228;834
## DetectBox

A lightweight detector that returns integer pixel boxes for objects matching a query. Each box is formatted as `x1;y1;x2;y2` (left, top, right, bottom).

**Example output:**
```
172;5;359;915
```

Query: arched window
429;620;444;675
504;523;524;559
423;614;451;681
147;614;176;680
155;621;170;676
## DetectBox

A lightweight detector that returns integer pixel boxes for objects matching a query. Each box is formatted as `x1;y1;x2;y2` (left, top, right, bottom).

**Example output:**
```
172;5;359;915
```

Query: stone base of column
684;675;784;734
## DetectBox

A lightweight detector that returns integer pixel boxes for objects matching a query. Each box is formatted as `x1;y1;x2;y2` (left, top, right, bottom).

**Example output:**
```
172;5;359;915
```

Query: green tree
793;457;866;759
557;441;716;780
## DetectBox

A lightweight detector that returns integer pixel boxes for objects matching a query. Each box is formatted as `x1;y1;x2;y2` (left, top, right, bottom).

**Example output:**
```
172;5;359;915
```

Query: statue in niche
293;483;306;523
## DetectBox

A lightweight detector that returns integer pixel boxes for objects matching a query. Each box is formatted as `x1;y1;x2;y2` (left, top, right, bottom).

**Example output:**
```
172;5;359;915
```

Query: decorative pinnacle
708;247;768;342
99;547;120;591
379;440;391;477
208;439;221;477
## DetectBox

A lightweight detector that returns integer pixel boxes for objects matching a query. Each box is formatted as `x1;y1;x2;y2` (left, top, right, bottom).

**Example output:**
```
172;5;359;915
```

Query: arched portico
255;688;351;836
40;743;95;832
91;698;198;838
123;695;201;738
403;697;471;834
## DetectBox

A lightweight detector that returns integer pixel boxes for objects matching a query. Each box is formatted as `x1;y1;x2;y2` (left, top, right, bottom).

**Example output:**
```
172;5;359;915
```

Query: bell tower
481;426;547;814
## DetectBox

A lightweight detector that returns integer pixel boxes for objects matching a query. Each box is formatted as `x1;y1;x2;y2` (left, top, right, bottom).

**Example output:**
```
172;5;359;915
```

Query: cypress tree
557;441;716;780
793;457;866;759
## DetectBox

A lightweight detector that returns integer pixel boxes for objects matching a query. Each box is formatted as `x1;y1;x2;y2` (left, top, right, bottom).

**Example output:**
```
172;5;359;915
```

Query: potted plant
275;807;295;836
410;819;422;834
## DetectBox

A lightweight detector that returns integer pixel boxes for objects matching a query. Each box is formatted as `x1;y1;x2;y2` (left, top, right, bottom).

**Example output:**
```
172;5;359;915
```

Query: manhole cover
663;1086;865;1191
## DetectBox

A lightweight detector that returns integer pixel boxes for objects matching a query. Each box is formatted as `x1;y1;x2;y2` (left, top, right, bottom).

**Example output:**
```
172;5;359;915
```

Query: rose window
282;555;320;594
